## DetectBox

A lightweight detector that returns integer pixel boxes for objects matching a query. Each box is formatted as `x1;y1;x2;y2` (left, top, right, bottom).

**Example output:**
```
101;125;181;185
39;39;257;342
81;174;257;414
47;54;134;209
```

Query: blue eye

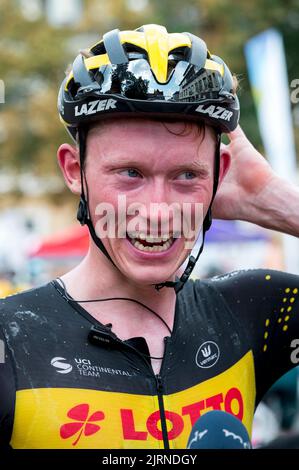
176;171;196;180
119;169;140;178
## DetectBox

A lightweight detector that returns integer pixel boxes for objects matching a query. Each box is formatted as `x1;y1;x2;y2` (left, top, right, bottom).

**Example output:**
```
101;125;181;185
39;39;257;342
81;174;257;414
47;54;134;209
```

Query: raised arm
213;125;299;238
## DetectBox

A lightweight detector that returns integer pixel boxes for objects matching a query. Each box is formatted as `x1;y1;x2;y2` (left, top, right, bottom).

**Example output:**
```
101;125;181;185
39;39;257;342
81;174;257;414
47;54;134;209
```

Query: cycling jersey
1;268;299;449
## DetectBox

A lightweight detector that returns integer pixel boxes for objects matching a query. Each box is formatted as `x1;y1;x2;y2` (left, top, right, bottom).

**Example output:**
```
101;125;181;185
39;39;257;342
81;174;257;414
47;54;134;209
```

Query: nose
150;178;169;205
129;179;180;235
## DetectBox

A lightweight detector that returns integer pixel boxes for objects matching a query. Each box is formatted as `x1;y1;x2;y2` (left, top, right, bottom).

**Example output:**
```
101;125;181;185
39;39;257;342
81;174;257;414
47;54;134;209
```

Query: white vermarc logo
196;341;220;369
51;357;73;374
201;345;211;358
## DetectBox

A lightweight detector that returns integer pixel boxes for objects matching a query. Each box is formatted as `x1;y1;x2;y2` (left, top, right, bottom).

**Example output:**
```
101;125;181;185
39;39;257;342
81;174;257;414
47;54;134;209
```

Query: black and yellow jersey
1;269;299;449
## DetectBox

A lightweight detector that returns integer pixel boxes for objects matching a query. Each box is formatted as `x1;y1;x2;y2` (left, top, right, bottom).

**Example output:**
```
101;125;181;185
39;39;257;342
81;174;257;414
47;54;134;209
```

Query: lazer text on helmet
195;104;233;121
75;99;117;117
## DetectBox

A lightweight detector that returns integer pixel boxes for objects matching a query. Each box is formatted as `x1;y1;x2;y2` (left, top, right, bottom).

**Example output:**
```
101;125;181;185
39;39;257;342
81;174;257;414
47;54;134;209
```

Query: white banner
245;29;299;273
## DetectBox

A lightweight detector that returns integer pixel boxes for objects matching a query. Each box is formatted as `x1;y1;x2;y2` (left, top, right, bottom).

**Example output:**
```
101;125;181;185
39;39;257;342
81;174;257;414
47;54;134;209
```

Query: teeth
130;238;174;252
127;232;171;243
146;236;164;243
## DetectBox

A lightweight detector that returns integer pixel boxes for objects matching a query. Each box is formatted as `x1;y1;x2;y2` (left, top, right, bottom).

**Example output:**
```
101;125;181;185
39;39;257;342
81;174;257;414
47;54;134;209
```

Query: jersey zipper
155;373;169;449
88;325;171;449
122;335;170;449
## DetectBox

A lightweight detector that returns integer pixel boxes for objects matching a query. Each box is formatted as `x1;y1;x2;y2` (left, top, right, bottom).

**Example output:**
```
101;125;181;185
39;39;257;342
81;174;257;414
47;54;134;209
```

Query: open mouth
126;232;177;253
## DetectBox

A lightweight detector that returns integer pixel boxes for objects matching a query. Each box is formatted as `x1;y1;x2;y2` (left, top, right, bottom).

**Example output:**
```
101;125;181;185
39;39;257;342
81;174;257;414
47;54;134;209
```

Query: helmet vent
90;41;106;56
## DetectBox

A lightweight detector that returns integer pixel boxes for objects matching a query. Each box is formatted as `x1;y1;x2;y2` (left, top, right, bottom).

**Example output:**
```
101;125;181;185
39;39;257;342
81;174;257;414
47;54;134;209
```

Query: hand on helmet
212;125;274;222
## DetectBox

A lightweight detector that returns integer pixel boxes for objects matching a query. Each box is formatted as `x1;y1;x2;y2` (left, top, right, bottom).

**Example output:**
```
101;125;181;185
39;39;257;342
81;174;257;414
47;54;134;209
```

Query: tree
0;0;298;195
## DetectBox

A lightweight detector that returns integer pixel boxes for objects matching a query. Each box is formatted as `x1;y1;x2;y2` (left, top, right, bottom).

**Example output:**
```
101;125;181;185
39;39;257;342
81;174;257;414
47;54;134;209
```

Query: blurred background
1;0;299;448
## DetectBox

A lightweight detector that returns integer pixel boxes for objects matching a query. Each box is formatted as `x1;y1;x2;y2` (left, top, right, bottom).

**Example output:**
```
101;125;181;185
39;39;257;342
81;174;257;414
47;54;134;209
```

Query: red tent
29;224;89;258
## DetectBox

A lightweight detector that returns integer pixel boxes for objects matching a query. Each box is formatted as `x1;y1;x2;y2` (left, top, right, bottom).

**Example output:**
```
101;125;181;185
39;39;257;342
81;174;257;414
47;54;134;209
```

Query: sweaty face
84;118;216;286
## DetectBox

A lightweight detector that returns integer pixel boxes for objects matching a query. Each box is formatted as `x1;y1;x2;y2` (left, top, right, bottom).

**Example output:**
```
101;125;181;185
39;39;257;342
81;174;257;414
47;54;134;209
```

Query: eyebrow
170;161;211;175
104;158;211;176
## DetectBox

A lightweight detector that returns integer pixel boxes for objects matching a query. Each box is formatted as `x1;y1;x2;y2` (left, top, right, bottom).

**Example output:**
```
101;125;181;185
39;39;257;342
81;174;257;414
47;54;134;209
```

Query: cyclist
1;24;299;449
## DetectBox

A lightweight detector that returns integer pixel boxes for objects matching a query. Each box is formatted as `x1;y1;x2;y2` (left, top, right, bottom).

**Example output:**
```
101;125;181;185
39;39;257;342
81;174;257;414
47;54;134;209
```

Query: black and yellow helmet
58;24;239;141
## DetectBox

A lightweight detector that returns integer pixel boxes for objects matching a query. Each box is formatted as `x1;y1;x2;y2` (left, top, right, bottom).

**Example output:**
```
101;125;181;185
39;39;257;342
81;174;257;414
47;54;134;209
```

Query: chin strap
153;134;221;294
77;126;220;295
76;126;117;268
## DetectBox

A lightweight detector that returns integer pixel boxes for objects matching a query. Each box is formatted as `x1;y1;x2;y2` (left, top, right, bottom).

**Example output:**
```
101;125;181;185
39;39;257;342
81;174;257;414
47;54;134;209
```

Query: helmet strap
77;126;117;268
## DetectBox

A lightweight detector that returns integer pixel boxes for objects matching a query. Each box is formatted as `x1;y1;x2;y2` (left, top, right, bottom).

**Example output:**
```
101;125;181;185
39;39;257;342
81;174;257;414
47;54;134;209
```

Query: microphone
88;325;120;348
187;410;252;449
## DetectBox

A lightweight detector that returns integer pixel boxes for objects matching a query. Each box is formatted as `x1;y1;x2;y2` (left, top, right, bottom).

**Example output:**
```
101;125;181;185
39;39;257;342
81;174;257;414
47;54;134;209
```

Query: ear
218;146;231;186
57;143;81;195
